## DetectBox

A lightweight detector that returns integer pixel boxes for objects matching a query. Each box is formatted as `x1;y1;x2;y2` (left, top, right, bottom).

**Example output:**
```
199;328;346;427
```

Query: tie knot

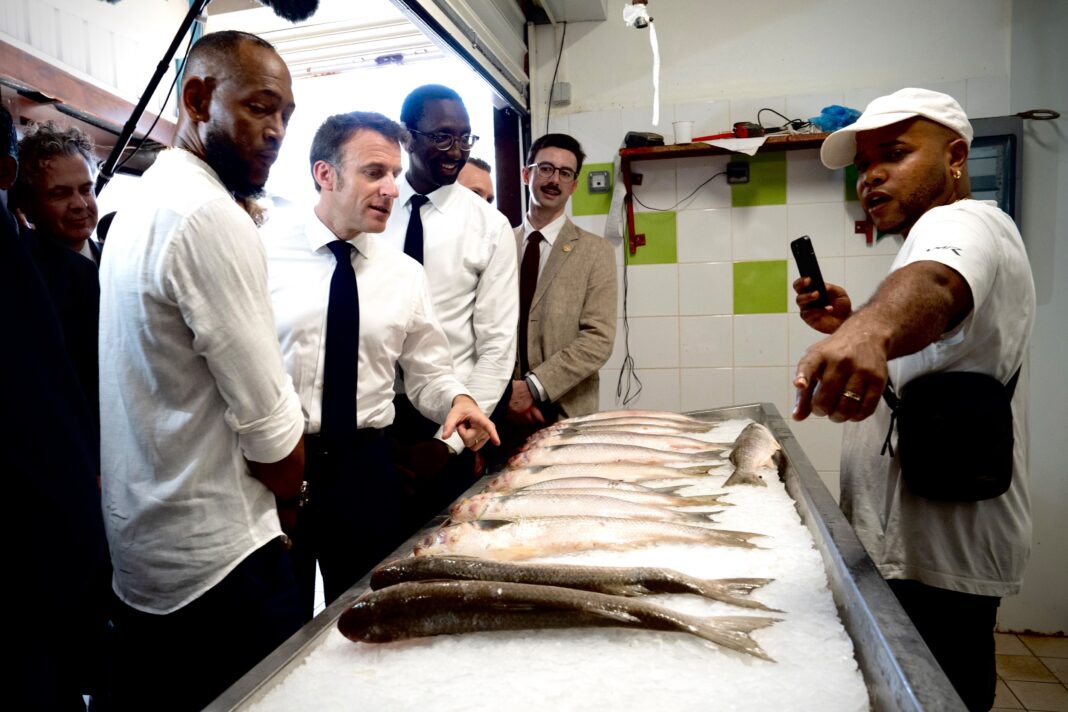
529;230;543;244
326;239;354;262
410;194;430;209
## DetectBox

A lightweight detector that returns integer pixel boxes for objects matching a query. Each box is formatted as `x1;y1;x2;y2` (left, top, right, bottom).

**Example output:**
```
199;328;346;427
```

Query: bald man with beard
99;31;306;710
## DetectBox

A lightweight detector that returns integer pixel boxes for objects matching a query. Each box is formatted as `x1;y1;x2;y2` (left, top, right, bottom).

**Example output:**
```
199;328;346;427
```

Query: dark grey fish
339;579;779;660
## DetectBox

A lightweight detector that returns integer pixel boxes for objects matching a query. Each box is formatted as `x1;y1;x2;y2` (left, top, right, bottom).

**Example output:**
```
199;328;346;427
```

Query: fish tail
723;468;768;487
690;615;781;661
680;510;721;525
676;465;714;475
675;494;731;507
697;578;780;612
649;484;688;494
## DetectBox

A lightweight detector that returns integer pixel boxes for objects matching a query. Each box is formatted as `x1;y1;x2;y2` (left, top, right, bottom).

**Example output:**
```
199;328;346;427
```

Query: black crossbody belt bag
881;368;1021;501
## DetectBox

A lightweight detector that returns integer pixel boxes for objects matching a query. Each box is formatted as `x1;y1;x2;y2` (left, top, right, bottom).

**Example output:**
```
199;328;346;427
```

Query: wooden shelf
620;132;830;163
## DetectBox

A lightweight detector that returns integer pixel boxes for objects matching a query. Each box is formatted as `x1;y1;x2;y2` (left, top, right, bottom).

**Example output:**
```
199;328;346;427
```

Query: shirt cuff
232;388;305;464
436;431;464;455
526;373;548;402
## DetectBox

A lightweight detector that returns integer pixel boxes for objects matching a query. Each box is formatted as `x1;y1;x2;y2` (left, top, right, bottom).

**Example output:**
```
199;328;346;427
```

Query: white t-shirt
840;200;1035;598
379;178;518;451
262;209;468;432
99;149;305;614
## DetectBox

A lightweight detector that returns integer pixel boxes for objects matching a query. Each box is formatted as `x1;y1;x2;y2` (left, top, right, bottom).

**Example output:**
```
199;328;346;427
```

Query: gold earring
952;169;962;180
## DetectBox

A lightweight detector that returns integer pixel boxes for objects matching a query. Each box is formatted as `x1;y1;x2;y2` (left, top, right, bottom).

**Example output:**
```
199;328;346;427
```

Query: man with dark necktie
262;111;498;617
497;133;616;456
379;84;517;529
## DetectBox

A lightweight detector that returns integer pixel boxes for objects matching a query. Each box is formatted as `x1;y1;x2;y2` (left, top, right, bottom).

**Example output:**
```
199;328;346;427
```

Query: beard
203;127;265;200
882;167;949;236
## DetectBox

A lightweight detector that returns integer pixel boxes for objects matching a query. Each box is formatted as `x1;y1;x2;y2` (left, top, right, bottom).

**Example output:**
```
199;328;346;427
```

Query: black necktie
518;231;542;375
403;194;430;264
321;240;359;439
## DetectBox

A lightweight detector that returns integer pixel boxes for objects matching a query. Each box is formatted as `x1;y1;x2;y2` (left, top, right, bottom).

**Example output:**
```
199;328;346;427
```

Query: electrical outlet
551;81;571;106
587;169;611;194
726;162;750;184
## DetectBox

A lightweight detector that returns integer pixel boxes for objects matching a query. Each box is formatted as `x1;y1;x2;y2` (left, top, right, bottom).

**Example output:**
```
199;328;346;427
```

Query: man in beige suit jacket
507;133;617;429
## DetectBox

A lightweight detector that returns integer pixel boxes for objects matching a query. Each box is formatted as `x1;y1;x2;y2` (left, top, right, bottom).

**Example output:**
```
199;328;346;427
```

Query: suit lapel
532;219;578;309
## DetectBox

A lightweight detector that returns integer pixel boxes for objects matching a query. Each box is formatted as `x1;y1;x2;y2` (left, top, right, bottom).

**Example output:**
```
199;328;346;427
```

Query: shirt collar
305;209;374;260
524;213;566;246
399;174;459;213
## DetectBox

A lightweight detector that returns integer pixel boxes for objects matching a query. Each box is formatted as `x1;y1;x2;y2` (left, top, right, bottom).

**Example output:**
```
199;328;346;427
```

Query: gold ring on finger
842;389;862;402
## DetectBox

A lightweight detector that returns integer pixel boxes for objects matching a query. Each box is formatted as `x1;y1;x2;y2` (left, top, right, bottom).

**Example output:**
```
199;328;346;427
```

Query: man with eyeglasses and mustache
380;84;517;530
99;31;306;709
501;133;616;446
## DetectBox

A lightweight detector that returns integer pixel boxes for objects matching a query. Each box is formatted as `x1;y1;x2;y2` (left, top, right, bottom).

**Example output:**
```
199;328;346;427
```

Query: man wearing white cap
792;88;1035;711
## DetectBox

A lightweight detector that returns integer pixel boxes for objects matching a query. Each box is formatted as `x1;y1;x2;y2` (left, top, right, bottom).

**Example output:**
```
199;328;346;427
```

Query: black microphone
258;0;320;22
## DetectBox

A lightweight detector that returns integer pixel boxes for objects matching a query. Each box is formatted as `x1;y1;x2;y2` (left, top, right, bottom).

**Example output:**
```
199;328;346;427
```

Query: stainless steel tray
208;403;965;711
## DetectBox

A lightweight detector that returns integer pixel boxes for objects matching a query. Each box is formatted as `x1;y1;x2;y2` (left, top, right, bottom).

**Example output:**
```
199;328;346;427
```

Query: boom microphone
258;0;320;23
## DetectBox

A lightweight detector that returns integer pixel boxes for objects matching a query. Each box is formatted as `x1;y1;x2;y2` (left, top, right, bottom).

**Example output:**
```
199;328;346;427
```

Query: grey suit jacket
515;218;617;418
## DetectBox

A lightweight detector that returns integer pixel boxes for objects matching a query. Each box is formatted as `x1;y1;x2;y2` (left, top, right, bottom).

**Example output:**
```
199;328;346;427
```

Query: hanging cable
544;22;567;135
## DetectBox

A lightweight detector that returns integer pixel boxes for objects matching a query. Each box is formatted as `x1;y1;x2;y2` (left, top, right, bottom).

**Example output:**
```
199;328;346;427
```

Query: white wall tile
679;315;733;368
547;113;570;136
788;203;846;257
677;208;732;263
843;202;906;256
790;417;845;472
788;314;826;366
730;96;787;129
600;368;680;412
672;100;731;140
785;92;845;124
680;368;734;412
732;205;788;261
603;316;678;370
678;262;733;316
924;80;967;107
568;109;624;164
622;104;674;137
631;160;677;213
787;149;843;204
965;76;1010;118
787;256;844;314
620;264;678;317
843;254;897;305
843;85;901;113
734;366;791;418
675;156;732;210
734;314;788;366
569;213;607;238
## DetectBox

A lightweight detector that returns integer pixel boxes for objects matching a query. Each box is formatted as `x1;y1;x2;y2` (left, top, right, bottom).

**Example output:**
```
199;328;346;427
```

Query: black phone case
790;236;830;309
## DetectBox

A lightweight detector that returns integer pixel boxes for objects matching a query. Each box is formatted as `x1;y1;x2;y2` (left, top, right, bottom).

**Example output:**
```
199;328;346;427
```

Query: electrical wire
544;22;567;135
757;107;811;133
631;171;726;212
115;24;196;173
616;245;643;406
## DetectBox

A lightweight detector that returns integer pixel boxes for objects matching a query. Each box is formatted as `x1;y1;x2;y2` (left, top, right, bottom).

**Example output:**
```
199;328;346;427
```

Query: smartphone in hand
790;235;830;309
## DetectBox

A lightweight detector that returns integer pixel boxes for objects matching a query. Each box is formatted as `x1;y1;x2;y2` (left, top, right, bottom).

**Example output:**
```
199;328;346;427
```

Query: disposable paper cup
673;120;694;144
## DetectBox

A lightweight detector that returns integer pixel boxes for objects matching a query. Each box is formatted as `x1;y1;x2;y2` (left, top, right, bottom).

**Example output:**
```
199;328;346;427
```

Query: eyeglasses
409;129;479;151
528;162;577;183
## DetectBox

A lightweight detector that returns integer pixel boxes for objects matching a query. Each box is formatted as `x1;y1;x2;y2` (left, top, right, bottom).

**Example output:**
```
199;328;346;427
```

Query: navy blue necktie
403;194;430;264
321;240;359;439
518;231;542;375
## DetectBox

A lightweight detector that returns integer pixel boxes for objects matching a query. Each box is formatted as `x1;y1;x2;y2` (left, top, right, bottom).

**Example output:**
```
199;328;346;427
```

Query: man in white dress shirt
262;111;498;616
99;31;306;710
379;84;517;526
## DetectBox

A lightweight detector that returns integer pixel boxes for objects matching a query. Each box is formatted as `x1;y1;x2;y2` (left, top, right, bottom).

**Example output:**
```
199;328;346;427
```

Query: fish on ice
724;423;783;487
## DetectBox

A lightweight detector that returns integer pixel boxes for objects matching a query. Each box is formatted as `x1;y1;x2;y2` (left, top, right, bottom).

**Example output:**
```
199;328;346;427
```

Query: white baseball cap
820;88;973;169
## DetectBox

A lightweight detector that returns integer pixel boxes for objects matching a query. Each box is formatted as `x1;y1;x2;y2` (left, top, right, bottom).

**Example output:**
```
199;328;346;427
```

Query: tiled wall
553;78;1009;499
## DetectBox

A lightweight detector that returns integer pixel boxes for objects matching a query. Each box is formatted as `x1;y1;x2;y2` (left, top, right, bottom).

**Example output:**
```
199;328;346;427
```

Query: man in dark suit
506;133;617;436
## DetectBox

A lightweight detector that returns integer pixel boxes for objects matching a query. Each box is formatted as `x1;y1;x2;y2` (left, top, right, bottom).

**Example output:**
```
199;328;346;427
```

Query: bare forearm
247;436;305;500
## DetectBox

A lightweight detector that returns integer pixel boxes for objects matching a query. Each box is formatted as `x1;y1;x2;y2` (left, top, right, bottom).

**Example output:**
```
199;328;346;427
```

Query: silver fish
449;492;720;526
487;464;713;491
509;443;724;469
538;420;713;437
561;410;709;426
414;517;761;560
512;486;727;509
724;423;782;487
527;431;726;453
517;476;685;493
338;580;779;660
369;556;779;611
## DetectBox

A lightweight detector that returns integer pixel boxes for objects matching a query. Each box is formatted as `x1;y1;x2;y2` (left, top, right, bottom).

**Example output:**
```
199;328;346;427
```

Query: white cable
648;20;659;126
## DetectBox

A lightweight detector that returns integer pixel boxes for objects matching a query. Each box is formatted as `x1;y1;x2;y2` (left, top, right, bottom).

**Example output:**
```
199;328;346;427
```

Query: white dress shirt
99;149;305;614
262;210;468;431
518;213;568;402
379;177;518;451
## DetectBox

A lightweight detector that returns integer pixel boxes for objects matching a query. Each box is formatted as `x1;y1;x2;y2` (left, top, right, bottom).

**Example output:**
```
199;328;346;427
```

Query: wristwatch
524;374;542;402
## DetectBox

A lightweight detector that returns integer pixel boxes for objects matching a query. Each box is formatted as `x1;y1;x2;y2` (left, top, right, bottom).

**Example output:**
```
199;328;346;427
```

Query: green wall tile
734;260;787;314
571;162;614;216
844;164;859;202
627;211;677;265
730;153;787;207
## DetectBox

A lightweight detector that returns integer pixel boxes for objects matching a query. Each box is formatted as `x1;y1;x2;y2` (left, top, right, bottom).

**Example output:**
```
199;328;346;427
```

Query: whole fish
562;410;708;426
449;492;720;526
512;486;727;509
487;463;713;491
370;556;778;612
538;420;712;437
527;431;725;453
413;517;761;560
517;476;685;493
338;580;779;661
724;423;782;487
509;443;724;469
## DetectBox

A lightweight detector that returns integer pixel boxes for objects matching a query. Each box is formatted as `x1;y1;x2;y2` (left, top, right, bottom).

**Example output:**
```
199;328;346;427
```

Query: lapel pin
562;243;573;253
